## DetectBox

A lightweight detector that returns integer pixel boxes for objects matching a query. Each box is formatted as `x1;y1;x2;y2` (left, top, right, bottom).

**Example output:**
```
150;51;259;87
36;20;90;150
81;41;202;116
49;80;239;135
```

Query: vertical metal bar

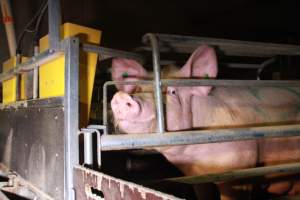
64;37;79;200
15;54;21;101
83;132;93;166
0;190;9;200
33;45;39;99
102;82;108;130
146;33;165;133
48;0;61;50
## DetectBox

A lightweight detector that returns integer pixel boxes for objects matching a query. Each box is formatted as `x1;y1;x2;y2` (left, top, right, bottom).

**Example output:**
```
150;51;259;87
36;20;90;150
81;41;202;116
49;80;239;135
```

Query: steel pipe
0;49;62;82
145;33;165;134
165;162;300;184
100;124;300;151
143;33;300;57
48;0;61;50
82;44;145;64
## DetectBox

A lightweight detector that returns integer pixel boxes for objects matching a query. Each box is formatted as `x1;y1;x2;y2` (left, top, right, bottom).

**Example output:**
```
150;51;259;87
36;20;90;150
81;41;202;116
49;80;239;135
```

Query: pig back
191;86;300;129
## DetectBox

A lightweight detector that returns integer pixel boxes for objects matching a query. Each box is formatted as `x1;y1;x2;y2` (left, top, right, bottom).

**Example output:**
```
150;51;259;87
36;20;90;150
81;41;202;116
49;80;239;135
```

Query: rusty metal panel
0;97;65;200
73;166;184;200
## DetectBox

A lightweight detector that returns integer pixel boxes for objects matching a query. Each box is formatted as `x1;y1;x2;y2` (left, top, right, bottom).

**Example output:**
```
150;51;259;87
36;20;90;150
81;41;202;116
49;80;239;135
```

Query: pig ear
111;58;148;93
179;45;218;96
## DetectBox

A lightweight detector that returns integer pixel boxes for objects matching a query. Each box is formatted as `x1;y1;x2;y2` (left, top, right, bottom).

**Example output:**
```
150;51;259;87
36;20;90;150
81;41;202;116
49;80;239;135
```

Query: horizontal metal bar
164;162;300;184
0;49;62;82
225;63;262;69
0;97;64;110
100;124;300;151
162;79;300;87
142;33;300;57
82;44;145;64
104;79;300;88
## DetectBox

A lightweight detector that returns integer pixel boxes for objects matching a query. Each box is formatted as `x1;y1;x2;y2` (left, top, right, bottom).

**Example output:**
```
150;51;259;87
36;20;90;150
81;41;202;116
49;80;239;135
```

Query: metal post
48;0;61;51
33;46;39;99
145;33;165;133
63;37;79;200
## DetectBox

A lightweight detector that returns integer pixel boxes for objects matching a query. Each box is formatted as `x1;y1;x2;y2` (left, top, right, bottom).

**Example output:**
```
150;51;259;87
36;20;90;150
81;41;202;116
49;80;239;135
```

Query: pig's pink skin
111;92;156;134
111;46;300;199
111;58;148;93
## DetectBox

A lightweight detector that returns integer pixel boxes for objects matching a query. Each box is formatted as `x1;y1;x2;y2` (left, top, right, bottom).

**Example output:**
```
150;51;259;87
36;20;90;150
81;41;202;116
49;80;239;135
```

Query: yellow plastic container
39;23;101;127
2;56;28;104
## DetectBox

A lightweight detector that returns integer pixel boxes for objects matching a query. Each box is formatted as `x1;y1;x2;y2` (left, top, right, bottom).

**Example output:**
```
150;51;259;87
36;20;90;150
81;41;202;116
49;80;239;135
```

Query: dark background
1;0;300;64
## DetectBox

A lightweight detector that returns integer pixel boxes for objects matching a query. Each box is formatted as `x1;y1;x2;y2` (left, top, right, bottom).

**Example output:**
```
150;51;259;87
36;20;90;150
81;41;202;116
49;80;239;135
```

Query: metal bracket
81;125;104;169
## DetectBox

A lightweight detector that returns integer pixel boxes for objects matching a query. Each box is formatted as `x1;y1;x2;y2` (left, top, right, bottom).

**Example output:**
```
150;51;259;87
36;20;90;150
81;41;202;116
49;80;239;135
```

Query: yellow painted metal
2;56;27;104
39;23;101;127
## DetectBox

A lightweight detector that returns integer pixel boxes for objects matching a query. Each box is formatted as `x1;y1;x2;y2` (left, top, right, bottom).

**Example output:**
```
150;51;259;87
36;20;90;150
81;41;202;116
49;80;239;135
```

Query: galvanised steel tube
103;79;300;88
0;49;62;82
165;162;300;184
100;124;300;151
145;33;165;134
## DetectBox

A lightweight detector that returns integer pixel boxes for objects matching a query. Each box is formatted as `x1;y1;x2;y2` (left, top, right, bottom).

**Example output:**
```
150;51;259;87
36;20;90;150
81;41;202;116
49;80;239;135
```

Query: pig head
111;45;217;133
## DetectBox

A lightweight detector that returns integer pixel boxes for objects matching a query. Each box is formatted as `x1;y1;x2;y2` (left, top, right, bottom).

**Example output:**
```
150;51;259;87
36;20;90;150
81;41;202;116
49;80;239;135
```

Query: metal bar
161;79;300;87
0;49;62;82
33;45;39;99
142;33;300;57
225;63;262;69
257;57;276;80
63;37;79;200
165;162;300;184
103;79;300;88
100;124;300;151
0;190;9;200
81;128;102;168
83;131;93;166
82;44;145;64
48;0;61;50
0;97;63;110
145;33;165;133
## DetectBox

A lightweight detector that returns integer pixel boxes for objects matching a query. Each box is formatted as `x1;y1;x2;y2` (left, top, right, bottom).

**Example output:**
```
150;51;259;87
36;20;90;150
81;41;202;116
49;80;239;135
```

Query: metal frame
0;2;79;200
141;33;300;57
63;37;79;200
0;2;300;198
98;33;300;185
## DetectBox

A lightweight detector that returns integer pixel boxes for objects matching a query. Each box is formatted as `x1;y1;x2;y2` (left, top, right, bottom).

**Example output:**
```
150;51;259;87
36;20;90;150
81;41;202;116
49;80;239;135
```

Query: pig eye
168;88;177;96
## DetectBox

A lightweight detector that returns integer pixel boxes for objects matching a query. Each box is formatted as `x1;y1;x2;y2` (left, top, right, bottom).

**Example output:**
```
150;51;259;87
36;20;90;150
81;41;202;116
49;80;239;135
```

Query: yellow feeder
2;56;28;104
39;23;101;127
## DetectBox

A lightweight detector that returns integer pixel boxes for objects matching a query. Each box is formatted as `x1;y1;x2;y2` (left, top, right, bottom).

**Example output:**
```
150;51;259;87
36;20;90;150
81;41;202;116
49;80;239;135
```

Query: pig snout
111;92;141;120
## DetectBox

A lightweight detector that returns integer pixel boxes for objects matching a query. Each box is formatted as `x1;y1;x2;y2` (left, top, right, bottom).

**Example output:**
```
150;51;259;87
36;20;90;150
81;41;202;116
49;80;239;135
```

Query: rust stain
74;166;183;200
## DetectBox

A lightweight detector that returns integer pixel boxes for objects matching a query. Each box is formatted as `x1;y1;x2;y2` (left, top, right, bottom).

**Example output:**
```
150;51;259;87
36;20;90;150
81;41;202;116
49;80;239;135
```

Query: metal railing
97;33;300;184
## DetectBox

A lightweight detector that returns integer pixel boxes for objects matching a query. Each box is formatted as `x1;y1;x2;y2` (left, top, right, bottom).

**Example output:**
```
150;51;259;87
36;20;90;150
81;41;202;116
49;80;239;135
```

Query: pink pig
111;46;300;200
